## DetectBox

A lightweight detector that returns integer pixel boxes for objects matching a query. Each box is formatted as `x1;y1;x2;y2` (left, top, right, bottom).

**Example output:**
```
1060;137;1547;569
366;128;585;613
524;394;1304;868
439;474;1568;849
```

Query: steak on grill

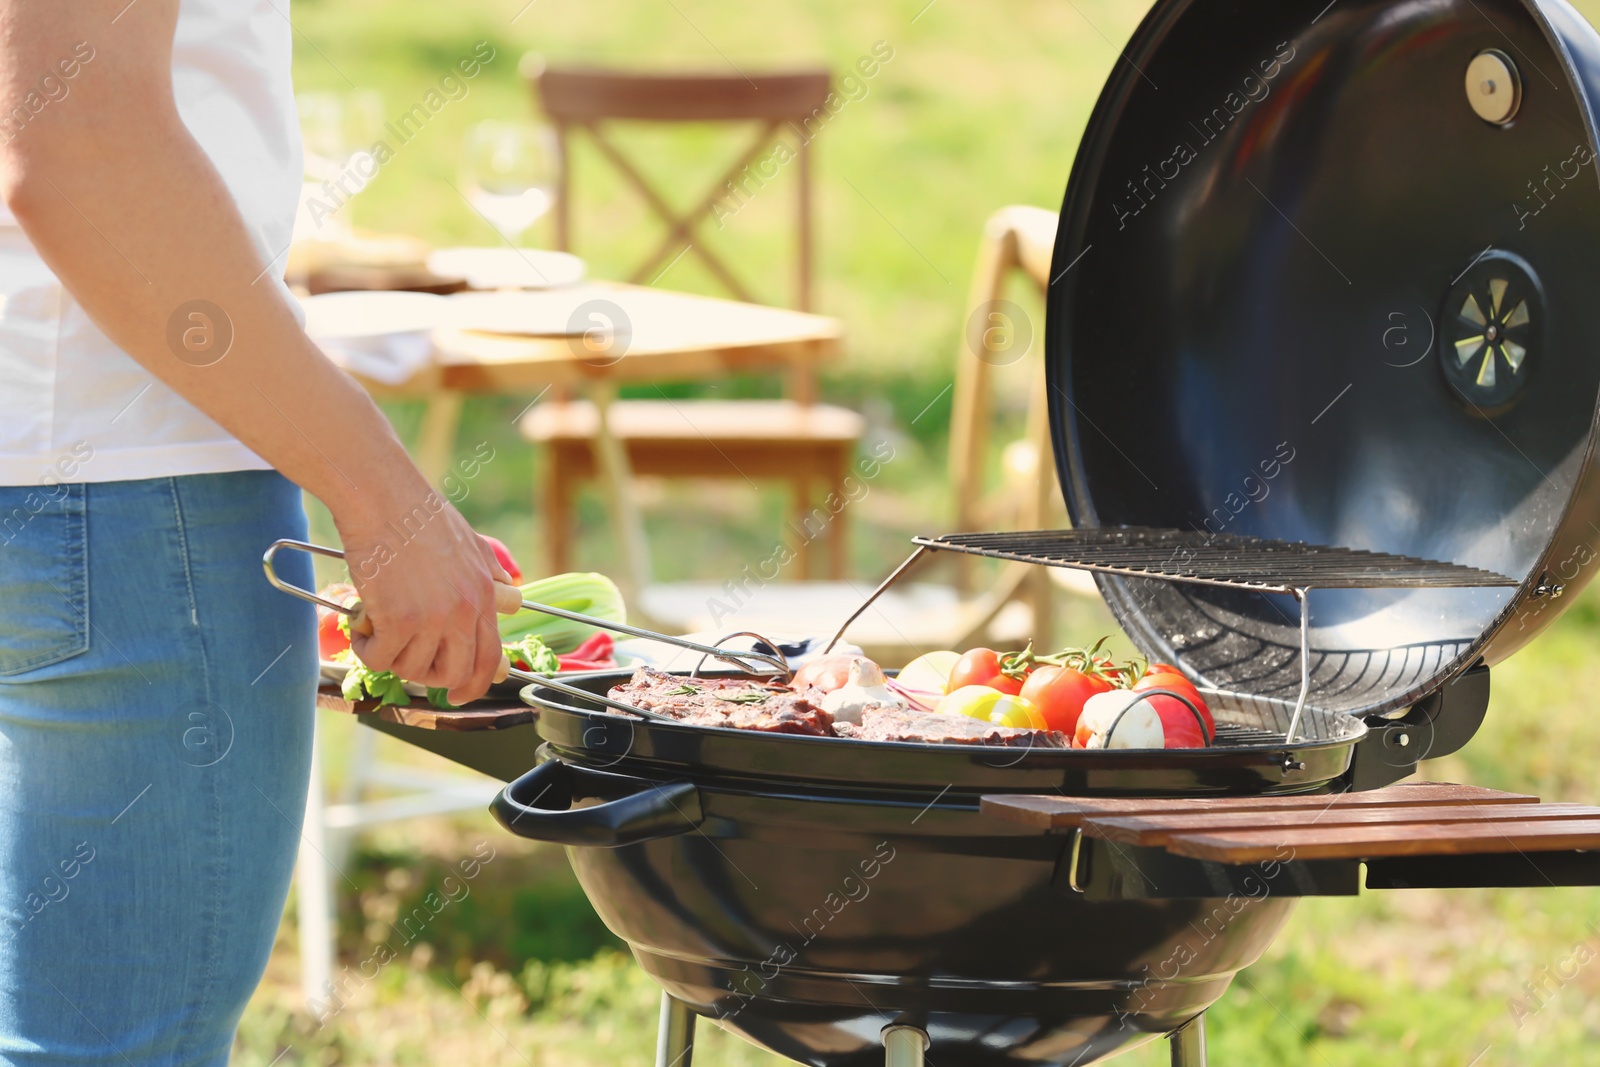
833;706;1066;748
609;666;834;736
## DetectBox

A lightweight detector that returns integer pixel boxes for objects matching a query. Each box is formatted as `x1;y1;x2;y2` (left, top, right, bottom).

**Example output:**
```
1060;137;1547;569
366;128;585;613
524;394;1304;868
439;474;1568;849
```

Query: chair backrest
527;59;831;312
948;205;1060;539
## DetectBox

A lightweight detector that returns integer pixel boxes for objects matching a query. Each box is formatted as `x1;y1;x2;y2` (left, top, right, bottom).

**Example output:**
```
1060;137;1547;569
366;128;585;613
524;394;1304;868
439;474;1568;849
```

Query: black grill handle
491;757;703;848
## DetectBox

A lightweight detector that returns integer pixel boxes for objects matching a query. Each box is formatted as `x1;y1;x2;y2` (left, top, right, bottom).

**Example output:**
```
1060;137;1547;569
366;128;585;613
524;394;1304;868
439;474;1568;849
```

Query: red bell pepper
557;632;616;671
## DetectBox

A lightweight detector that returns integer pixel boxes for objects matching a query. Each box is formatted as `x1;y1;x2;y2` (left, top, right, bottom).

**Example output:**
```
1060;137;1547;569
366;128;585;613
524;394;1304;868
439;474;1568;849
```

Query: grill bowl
554;773;1295;1067
501;671;1356;1065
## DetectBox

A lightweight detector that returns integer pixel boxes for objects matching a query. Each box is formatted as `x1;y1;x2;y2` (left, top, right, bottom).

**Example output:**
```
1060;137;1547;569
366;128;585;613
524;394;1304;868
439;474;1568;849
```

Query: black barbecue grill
274;0;1600;1064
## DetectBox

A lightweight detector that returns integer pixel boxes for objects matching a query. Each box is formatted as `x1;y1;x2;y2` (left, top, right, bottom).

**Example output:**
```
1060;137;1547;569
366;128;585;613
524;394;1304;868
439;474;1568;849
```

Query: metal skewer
500;664;682;724
260;539;792;725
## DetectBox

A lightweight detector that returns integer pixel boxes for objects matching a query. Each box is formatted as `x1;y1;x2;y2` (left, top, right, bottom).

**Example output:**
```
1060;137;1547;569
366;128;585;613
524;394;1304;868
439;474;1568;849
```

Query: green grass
248;0;1600;1063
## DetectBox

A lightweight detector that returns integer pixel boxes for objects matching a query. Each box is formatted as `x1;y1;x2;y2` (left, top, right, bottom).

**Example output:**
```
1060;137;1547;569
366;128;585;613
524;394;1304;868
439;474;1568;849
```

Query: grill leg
1169;1013;1207;1067
882;1024;930;1067
656;992;696;1067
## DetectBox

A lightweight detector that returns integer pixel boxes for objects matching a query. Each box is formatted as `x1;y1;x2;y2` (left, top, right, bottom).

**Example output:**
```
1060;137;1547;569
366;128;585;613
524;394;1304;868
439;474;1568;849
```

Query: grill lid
1047;0;1600;717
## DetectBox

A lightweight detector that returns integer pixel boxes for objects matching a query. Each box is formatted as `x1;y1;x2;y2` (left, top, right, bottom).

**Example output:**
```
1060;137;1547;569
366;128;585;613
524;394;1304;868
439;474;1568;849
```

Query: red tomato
1150;698;1208;748
948;648;1026;695
1133;672;1213;740
1144;662;1181;678
1136;671;1200;696
1020;665;1112;735
315;583;358;659
316;613;346;659
482;535;524;583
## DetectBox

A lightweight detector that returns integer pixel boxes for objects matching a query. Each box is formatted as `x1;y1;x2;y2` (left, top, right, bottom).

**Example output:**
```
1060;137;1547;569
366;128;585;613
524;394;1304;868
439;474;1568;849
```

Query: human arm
0;0;505;703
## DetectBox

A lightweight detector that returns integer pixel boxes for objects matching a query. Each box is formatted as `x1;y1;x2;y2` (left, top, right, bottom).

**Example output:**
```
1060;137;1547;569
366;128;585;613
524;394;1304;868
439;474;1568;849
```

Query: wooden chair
534;399;861;579
520;60;864;579
632;206;1097;662
949;205;1059;535
946;205;1098;626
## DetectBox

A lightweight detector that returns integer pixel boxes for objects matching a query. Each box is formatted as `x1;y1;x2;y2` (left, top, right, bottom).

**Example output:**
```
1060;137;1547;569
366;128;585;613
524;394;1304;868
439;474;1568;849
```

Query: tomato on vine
1019;665;1112;735
947;647;1032;695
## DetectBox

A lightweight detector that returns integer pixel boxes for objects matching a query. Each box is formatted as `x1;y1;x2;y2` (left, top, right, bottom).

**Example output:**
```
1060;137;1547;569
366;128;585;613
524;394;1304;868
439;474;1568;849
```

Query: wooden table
413;282;843;397
342;281;843;594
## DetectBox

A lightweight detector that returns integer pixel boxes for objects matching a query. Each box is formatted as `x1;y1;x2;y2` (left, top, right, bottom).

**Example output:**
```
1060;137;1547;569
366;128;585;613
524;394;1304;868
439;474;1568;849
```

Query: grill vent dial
1440;250;1541;412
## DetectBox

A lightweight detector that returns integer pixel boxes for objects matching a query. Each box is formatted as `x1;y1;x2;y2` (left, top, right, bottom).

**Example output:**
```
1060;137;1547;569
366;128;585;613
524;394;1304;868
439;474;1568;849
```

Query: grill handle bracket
1342;663;1492;791
491;755;702;847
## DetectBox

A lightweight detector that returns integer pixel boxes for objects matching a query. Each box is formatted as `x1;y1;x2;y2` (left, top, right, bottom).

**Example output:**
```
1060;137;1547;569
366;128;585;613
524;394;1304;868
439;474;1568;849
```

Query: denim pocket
0;483;88;675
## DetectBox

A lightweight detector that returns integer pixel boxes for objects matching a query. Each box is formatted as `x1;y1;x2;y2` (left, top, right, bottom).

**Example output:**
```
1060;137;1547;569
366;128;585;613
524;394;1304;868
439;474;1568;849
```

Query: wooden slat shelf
1080;802;1586;847
981;782;1536;831
1163;816;1600;863
979;782;1600;866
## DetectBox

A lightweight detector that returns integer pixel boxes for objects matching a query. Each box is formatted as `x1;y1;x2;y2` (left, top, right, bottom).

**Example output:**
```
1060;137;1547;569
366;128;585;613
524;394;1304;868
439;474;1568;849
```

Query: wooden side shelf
317;686;535;732
981;783;1600;898
983;782;1537;832
316;686;547;782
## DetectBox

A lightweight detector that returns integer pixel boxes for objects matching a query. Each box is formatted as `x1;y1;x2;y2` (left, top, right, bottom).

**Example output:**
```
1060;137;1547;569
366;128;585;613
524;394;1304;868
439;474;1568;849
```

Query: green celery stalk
496;572;626;653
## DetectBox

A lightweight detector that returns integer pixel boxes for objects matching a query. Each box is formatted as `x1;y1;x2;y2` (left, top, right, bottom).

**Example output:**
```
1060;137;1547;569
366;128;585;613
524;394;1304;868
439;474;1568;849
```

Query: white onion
1077;690;1165;749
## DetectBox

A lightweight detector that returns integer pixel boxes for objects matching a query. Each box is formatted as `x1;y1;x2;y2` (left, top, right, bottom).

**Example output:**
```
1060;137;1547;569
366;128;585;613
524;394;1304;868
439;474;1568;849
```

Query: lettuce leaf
504;634;560;675
334;650;410;708
334;634;560;712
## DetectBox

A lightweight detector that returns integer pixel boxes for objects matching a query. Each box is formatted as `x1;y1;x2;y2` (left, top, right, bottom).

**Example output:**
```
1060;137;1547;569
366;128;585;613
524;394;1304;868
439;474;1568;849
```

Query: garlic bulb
819;658;905;725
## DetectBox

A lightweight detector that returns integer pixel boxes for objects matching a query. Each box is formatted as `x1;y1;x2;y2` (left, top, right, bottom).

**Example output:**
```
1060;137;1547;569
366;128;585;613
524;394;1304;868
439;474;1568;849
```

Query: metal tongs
262;539;792;724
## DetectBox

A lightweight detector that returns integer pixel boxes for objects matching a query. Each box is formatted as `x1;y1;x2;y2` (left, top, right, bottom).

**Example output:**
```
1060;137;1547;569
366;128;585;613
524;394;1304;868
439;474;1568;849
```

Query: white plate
321;649;640;705
300;290;452;339
444;288;609;336
427;247;586;291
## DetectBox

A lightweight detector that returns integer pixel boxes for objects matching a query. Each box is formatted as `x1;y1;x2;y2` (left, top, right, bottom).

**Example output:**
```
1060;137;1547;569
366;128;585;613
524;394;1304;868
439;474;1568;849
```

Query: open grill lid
1046;0;1600;718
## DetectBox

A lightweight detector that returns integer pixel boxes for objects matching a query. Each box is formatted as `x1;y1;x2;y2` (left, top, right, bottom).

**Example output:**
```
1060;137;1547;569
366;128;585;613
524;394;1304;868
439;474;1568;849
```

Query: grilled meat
609;666;834;736
833;705;1066;748
608;667;1067;747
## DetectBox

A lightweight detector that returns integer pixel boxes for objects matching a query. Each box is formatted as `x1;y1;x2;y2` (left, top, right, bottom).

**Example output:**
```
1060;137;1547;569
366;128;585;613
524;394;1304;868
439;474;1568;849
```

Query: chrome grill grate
1210;723;1293;747
912;527;1518;594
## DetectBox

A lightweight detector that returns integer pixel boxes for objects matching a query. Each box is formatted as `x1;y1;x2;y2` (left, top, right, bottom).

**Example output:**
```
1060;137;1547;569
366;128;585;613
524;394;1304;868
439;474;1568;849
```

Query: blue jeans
0;471;318;1065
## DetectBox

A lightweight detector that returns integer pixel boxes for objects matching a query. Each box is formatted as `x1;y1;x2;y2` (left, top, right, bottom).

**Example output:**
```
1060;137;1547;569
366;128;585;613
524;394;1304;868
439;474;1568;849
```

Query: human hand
336;486;513;706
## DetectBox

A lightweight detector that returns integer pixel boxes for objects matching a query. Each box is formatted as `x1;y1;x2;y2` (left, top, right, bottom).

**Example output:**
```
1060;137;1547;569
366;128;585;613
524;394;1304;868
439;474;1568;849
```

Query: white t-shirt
0;0;301;486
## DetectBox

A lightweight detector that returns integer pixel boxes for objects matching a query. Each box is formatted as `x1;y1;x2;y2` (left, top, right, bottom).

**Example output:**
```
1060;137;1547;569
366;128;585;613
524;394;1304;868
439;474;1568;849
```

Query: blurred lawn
248;0;1600;1064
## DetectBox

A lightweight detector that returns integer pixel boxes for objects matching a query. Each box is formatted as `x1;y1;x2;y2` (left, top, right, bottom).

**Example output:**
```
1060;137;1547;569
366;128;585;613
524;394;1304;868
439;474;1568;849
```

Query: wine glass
462;121;559;245
295;90;387;249
341;90;386;167
297;90;384;182
297;91;347;181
